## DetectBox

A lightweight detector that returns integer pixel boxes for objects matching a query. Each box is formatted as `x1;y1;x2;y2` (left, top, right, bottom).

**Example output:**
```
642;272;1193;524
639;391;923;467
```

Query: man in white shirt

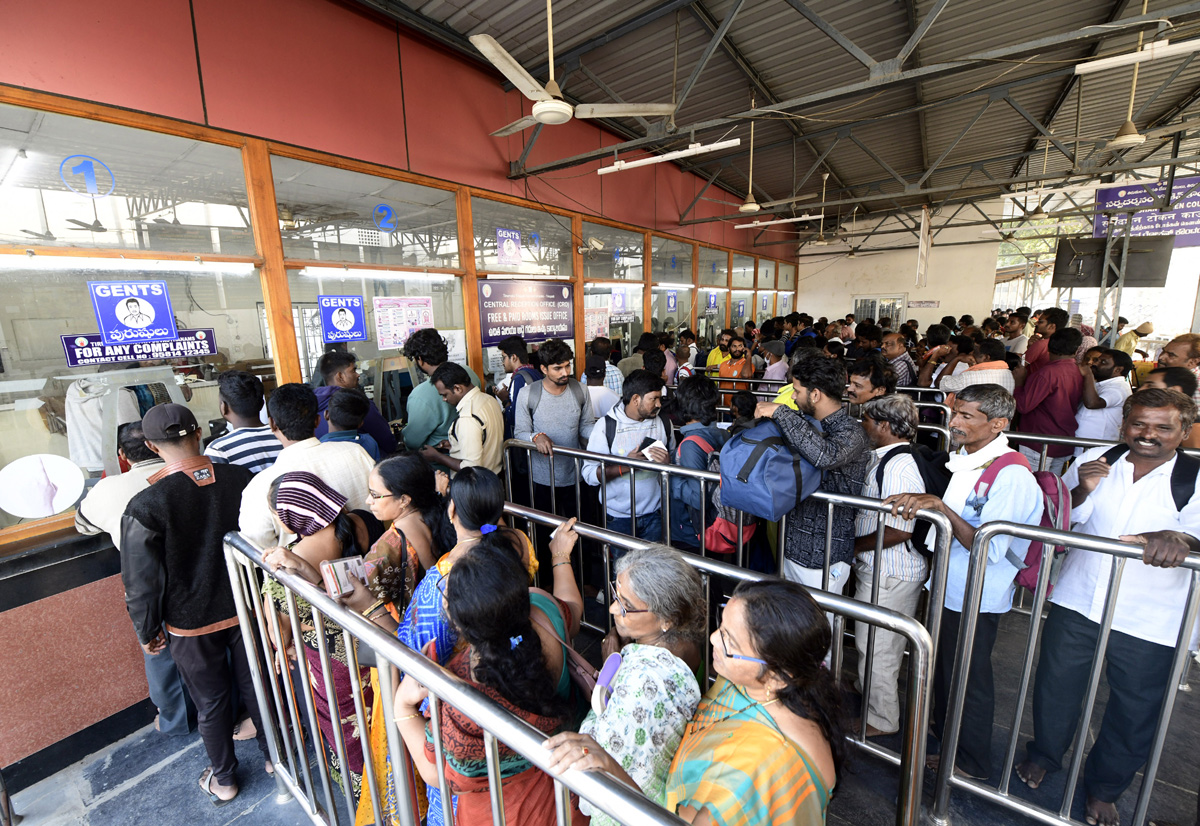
1016;388;1200;826
885;383;1043;780
1004;312;1030;360
420;362;505;476
1074;348;1133;453
238;383;374;548
76;420;194;737
854;395;930;737
584;355;620;419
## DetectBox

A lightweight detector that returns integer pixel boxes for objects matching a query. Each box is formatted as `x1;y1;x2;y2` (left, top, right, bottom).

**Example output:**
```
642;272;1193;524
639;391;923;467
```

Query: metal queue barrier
503;503;935;826
930;522;1200;826
222;532;688;826
1003;431;1200;472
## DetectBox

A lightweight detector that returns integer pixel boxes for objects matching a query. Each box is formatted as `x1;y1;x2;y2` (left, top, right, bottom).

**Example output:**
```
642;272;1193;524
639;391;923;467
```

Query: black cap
585;354;607;381
141;403;199;441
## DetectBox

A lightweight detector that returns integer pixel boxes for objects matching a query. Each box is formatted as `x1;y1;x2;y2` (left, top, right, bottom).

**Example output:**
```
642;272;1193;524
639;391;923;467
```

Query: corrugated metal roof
368;0;1200;224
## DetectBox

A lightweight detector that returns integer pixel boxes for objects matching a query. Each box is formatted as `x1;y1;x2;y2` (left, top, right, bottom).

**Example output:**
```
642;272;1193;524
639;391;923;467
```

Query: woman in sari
261;471;389;807
395;535;581;826
665;580;844;826
392;466;548;826
542;544;705;826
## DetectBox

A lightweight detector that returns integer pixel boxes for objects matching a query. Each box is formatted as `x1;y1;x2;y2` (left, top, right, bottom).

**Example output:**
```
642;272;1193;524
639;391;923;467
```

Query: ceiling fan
471;1;676;137
68;203;106;233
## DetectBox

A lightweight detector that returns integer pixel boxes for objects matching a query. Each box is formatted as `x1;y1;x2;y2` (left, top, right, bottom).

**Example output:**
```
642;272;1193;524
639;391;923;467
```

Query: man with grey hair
853;394;930;737
885;383;1043;780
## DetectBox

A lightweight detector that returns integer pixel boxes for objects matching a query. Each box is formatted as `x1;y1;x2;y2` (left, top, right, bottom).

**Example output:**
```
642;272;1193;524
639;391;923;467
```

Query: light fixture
597;139;740;176
701;287;730;293
735;213;822;230
651;283;695;290
298;266;457;282
1075;38;1200;75
0;254;257;275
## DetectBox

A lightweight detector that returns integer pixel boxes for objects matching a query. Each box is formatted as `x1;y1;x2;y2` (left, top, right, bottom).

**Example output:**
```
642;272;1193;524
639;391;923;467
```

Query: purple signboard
62;328;217;368
477;280;574;347
1093;175;1200;246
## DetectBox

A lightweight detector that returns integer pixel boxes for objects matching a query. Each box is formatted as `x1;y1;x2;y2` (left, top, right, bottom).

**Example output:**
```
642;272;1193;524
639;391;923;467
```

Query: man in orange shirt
719;335;754;405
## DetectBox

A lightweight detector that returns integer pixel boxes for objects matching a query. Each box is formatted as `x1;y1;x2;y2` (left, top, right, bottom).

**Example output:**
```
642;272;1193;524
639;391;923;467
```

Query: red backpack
972;452;1070;595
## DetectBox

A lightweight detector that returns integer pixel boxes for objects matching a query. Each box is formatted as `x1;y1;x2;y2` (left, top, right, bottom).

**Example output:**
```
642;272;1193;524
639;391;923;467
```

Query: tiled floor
11;606;1200;826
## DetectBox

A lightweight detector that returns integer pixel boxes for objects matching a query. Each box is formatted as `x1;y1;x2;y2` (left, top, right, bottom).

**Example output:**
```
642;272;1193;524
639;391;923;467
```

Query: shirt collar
456;385;481;413
282;437;321;452
131;458;166;469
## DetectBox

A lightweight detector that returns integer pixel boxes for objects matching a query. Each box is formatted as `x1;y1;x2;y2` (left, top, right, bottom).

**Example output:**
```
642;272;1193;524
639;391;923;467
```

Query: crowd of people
72;310;1200;826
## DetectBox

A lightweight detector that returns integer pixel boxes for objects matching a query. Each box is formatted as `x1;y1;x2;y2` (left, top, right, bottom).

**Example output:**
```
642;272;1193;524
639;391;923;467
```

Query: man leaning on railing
1016;387;1200;826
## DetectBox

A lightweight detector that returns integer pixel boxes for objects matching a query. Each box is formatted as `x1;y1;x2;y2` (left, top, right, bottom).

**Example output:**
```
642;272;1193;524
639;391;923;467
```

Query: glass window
583;283;643;362
731;289;753;332
699;246;728;287
581;222;644;281
473;197;573;277
757;291;776;323
272;156;458;269
757;259;775;290
778;262;796;291
285;269;467;430
697;288;727;346
778;291;795;317
0;255;268;530
650;284;692;337
732;255;755;288
650;236;693;285
0;102;253;255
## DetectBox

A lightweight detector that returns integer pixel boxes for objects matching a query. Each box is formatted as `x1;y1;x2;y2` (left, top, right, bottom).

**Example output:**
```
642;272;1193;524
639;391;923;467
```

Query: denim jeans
605;511;663;557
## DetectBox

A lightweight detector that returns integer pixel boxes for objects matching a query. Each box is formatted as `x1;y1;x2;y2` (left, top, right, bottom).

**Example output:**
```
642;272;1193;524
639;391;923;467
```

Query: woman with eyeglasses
392;467;582;826
665;580;844;825
542;544;705;826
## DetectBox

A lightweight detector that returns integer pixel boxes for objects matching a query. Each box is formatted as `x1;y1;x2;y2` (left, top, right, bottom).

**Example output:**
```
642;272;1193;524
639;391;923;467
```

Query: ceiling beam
674;0;746;113
515;2;1200;178
780;0;878;70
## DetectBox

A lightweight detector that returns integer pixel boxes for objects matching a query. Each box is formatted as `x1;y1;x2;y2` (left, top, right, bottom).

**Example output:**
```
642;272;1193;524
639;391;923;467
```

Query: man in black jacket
121;403;268;806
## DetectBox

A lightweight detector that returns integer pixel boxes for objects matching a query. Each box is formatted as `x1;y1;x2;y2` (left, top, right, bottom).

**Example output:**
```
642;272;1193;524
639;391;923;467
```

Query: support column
457;188;484;379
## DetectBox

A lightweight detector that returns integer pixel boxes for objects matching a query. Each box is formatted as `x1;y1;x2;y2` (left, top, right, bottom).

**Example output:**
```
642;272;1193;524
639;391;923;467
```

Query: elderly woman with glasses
543;544;705;826
666;580;845;825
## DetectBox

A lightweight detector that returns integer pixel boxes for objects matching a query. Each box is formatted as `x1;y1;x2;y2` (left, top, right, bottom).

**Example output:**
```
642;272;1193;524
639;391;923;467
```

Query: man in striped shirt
205;371;282;474
853;394;929;737
588;336;624;396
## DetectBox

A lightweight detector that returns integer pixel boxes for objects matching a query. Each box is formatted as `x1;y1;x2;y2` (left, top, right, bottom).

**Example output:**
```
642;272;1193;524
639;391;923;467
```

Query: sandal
199;767;238;807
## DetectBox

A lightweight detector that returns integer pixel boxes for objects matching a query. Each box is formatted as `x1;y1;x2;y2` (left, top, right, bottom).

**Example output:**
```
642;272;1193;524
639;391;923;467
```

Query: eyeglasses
367;490;395;500
716;603;768;665
610;580;650;617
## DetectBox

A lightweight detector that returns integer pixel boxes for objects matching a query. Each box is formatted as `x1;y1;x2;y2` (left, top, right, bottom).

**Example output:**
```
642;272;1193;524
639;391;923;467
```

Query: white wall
794;202;1003;330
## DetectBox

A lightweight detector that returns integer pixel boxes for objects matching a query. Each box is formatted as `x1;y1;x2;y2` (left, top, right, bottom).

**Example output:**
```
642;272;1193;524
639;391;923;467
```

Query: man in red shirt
1022;307;1069;375
718;335;754;405
1013;327;1084;474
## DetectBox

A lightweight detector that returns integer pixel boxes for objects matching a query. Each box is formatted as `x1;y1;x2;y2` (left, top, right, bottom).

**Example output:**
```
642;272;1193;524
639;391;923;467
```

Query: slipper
199;767;237;807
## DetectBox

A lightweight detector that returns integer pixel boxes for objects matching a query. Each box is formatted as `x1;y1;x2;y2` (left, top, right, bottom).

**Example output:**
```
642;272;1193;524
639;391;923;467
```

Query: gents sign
88;281;178;346
318;295;368;343
62;329;216;367
478;280;574;347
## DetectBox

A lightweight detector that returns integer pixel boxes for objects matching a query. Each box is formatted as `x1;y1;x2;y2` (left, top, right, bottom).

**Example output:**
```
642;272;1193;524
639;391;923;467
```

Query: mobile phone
320;556;365;598
591;652;624;715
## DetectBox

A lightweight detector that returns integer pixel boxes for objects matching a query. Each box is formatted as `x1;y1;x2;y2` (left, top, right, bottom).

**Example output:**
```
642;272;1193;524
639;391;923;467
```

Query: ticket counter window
583;283;644;362
732;255;755;290
582;222;644;281
284;268;467;426
699;246;728;288
757;291;776;324
697;288;727;347
731;289;753;334
778;263;796;293
0;256;268;531
650;285;692;339
272;156;459;269
474;198;573;278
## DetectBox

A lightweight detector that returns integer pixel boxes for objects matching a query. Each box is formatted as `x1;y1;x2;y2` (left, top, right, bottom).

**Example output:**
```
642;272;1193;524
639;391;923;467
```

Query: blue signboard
611;291;626;313
707;292;718;309
318;295;368;344
87;281;177;346
1093;175;1200;246
666;290;677;313
478;280;574;347
736;299;746;317
761;294;770;312
62;329;216;367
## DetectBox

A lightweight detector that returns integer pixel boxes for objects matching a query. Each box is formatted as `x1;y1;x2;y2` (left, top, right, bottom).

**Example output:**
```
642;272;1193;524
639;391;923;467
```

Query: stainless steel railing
223;531;688;826
503;503;934;826
1002;430;1200;471
930;521;1200;826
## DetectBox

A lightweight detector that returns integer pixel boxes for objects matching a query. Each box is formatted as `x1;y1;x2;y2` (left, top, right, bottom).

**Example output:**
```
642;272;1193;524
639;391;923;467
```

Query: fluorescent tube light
0;254;256;276
651;284;694;290
734;213;822;230
597;139;741;176
299;267;457;282
1075;39;1200;75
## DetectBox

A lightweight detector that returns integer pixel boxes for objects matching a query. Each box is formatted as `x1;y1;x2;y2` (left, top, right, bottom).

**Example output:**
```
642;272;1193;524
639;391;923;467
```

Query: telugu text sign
1093;175;1200;246
478;280;574;347
319;295;368;344
62;329;216;368
87;280;178;346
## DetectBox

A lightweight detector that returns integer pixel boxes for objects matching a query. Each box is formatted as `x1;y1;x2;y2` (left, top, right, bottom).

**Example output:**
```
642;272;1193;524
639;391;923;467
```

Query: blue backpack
718;417;823;521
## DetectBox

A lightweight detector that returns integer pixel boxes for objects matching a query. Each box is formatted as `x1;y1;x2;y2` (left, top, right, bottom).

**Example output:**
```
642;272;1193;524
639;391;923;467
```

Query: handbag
529;588;598;696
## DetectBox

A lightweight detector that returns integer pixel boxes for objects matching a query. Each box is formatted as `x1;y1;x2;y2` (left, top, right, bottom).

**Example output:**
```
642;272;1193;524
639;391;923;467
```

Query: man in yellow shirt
1115;321;1153;357
705;328;733;369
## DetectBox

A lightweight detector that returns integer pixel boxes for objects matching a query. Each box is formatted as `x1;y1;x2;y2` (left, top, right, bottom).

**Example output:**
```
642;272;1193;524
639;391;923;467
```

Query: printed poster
496;228;522;265
62;329;216;367
373;296;435;350
584;307;610;340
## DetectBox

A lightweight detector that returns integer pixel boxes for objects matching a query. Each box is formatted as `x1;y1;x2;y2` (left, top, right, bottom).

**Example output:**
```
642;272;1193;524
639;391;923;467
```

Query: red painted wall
0;0;790;260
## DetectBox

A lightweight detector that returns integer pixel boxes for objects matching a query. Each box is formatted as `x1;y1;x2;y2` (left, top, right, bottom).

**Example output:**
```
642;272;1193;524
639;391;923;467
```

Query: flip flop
199;767;237;807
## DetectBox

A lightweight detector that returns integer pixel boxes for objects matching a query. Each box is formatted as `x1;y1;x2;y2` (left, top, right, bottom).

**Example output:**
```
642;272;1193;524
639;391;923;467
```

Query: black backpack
1099;445;1200;510
873;443;952;554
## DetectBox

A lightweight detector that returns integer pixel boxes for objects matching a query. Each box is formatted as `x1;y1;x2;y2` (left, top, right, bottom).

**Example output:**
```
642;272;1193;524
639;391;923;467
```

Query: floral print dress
578;643;701;826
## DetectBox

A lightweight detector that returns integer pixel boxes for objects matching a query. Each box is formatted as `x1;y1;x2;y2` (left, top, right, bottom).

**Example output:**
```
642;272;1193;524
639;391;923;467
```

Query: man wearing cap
121;403;270;806
1115;321;1153;358
759;339;788;391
